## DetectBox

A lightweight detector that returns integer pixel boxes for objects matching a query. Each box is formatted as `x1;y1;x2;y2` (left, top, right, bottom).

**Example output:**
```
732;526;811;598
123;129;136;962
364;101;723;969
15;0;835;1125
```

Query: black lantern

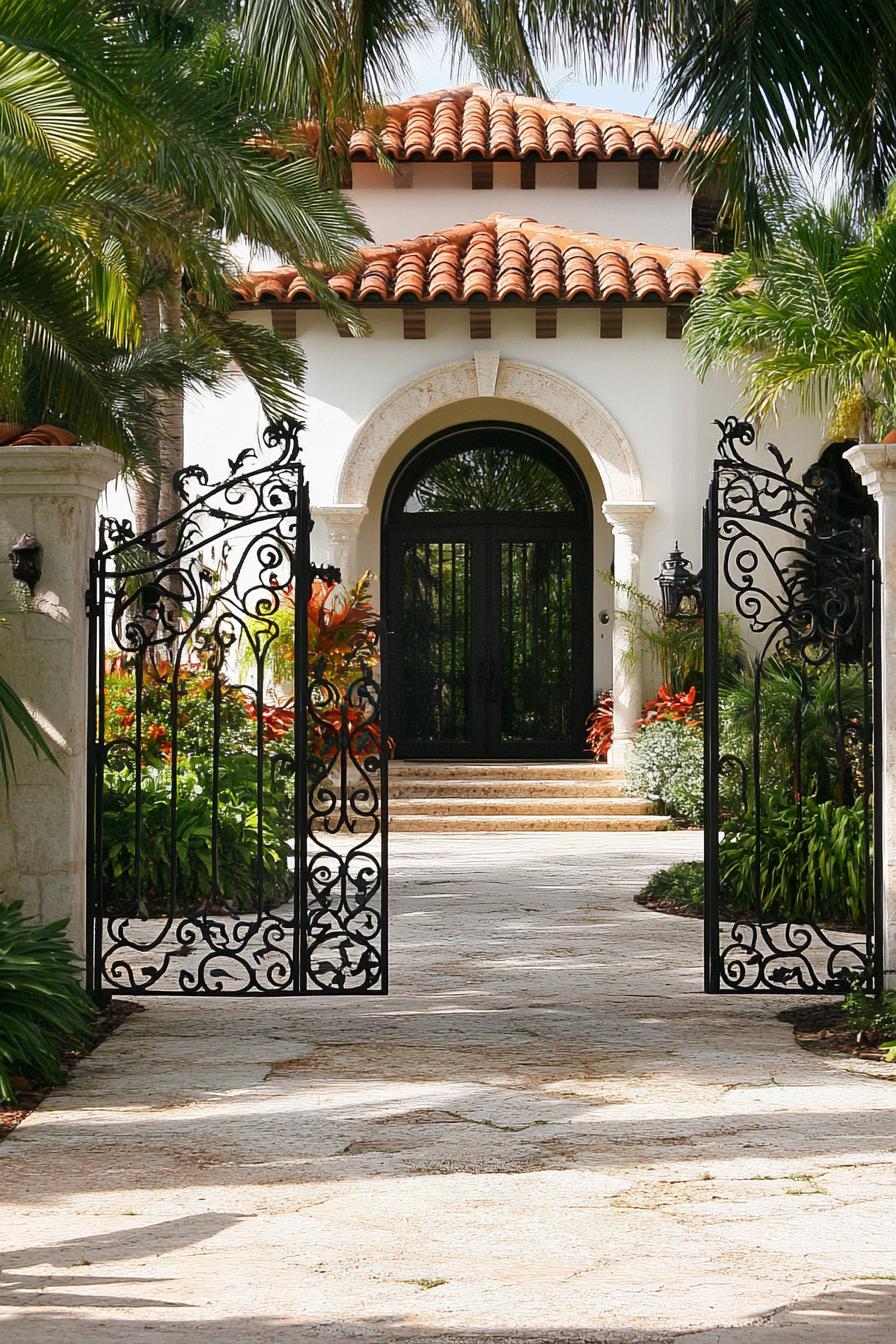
9;533;43;594
656;542;703;620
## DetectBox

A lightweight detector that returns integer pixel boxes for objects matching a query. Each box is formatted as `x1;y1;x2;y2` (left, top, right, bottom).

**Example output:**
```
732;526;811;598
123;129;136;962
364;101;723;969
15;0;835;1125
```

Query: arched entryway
382;421;593;759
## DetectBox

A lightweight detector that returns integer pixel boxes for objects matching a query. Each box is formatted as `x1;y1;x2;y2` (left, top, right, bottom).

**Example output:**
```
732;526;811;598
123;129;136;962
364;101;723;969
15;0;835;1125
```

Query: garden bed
0;999;142;1142
780;1002;896;1064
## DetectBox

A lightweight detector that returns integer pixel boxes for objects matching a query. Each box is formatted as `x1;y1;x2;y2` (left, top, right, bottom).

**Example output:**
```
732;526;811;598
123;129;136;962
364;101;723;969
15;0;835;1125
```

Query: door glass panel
401;444;575;513
400;541;471;743
500;540;574;743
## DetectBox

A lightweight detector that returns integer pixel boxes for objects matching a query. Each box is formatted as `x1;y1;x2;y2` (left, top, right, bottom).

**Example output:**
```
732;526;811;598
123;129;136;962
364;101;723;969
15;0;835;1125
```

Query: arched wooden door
383;422;593;759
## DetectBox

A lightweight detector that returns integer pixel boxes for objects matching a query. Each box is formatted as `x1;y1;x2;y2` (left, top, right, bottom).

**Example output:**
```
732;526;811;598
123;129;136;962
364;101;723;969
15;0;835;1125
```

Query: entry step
385;760;664;833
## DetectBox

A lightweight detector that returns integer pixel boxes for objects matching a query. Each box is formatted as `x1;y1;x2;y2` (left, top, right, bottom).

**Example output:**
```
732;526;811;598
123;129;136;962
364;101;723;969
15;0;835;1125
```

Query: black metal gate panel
86;419;387;995
704;418;881;993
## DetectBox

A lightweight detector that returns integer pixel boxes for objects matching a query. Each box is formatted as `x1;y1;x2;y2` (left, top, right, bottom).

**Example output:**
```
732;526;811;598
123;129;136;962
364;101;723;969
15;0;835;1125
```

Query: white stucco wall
345;161;695;249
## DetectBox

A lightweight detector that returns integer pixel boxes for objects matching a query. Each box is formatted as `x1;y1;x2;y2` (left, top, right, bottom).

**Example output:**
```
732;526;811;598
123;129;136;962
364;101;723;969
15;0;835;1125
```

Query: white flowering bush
626;719;704;825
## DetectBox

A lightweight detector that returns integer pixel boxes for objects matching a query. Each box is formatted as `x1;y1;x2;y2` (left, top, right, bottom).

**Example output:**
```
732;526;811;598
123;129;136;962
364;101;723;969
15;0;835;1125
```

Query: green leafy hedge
102;757;292;915
0;901;95;1102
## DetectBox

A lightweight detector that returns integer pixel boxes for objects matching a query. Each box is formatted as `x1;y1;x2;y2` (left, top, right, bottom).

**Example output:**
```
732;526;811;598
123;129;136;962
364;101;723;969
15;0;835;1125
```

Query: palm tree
543;1;896;242
683;191;896;442
0;0;368;491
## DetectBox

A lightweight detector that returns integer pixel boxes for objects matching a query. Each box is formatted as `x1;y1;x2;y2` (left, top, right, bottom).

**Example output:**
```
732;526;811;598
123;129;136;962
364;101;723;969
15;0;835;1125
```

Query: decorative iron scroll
703;417;881;995
86;418;387;995
305;659;387;992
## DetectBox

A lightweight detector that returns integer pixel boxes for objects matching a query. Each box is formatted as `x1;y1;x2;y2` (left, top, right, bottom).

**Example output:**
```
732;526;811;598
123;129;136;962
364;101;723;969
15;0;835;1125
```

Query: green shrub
102;756;291;916
639;861;705;911
719;658;866;810
842;984;896;1036
0;901;95;1102
626;719;704;824
719;798;868;926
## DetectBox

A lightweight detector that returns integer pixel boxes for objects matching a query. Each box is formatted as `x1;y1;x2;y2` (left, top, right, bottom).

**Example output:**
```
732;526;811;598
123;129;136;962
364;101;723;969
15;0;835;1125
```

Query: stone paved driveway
2;833;896;1343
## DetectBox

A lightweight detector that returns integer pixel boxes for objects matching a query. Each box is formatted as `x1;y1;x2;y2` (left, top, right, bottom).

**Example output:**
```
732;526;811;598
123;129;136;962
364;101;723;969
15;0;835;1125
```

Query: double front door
385;519;592;758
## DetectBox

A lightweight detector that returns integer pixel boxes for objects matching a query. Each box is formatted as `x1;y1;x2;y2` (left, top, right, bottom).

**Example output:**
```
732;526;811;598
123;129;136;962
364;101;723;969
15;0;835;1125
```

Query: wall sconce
656;542;703;620
9;533;43;594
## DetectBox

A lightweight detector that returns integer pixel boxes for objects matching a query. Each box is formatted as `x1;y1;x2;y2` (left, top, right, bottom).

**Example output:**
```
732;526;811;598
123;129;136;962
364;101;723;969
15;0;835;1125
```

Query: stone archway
319;355;654;762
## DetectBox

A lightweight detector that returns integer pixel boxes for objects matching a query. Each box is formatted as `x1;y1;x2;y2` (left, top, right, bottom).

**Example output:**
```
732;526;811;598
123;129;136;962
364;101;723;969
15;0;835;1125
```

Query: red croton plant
586;684;702;760
105;573;387;757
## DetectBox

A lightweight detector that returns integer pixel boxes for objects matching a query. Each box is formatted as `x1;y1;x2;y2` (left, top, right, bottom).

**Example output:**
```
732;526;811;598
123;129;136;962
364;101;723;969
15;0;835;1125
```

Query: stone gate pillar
0;443;119;957
601;500;655;765
844;443;896;985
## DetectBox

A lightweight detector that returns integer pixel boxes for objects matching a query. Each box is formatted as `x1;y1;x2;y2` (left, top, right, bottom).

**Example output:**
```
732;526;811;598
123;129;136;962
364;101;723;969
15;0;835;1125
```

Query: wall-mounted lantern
9;533;43;594
656;542;703;620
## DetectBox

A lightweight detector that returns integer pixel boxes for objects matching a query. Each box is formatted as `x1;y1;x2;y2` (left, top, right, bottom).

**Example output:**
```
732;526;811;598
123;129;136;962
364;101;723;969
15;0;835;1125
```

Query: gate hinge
85;587;99;618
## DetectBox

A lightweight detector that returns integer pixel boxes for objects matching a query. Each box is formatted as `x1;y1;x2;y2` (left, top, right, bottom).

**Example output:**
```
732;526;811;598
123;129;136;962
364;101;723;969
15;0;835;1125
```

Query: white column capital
0;442;119;501
844;443;896;497
311;504;368;542
602;500;655;537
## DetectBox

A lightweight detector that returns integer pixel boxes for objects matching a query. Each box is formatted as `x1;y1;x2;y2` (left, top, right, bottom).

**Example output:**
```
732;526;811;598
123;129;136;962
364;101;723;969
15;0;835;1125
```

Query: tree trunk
157;273;185;535
134;290;162;535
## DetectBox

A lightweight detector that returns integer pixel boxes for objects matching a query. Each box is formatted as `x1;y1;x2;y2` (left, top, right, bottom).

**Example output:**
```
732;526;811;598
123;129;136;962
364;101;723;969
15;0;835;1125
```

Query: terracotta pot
883;428;896;444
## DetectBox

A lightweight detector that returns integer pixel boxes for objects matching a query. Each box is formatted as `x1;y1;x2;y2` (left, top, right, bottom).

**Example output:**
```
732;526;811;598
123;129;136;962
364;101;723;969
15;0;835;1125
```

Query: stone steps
390;761;622;780
390;778;632;799
389;814;670;832
386;760;669;832
389;795;655;816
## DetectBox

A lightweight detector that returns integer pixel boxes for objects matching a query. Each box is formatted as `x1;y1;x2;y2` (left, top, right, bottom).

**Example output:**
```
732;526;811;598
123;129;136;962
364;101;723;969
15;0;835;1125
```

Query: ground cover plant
0;901;95;1102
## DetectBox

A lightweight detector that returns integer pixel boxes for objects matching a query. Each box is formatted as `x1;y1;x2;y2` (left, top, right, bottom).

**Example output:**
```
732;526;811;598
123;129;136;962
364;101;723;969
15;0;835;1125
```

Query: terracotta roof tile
234;215;717;309
329;86;693;163
0;422;78;446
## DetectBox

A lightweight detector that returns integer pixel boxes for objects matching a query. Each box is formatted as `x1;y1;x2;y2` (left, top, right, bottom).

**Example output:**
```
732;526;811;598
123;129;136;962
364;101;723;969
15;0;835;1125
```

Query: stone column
601;500;655;765
0;444;119;957
311;504;368;582
844;443;896;984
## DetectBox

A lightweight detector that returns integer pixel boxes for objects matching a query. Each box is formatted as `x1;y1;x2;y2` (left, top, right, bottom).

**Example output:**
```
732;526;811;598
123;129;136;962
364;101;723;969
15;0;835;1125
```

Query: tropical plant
639;683;701;727
638;860;704;913
0;0;367;474
104;656;256;764
243;572;380;692
102;757;291;916
585;690;613;760
626;718;703;824
0;900;95;1102
0;659;56;789
719;656;866;810
842;983;896;1040
561;2;896;240
603;575;744;695
719;798;868;926
685;191;896;440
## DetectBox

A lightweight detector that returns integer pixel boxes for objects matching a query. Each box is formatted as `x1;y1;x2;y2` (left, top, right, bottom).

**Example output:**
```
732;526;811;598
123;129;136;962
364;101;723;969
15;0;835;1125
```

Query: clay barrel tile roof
461;232;497;301
234;215;718;309
529;237;563;300
432;95;461;159
545;113;575;160
631;254;669;300
394;250;426;301
517;105;546;159
495;223;530;300
489;93;517;158
344;85;694;163
461;92;489;158
0;422;79;446
561;245;597;301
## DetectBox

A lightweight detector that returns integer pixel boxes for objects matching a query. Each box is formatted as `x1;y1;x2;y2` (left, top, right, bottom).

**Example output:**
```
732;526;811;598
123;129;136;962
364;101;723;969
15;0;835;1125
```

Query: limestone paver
1;833;895;1343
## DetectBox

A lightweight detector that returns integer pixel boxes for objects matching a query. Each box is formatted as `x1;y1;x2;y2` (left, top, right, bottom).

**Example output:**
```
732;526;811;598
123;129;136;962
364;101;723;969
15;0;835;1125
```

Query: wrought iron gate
704;418;882;993
86;419;387;995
